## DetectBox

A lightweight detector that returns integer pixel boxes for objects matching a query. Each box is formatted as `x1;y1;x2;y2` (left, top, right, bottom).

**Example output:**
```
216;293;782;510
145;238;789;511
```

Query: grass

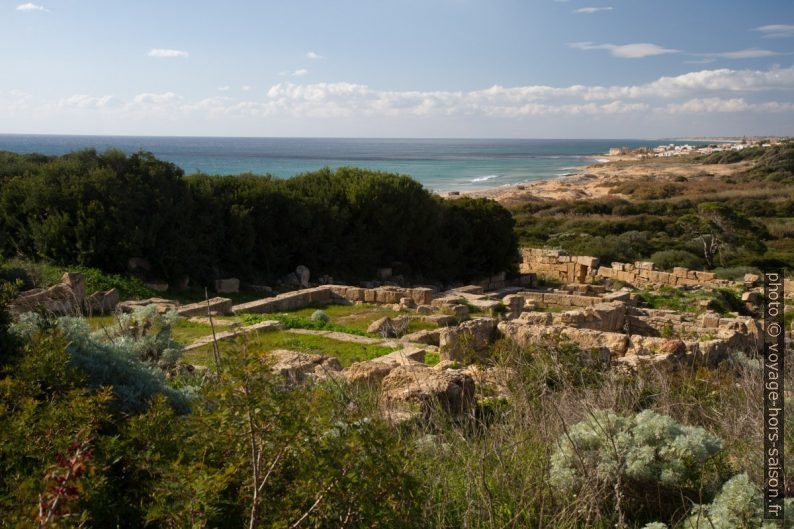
182;330;395;368
0;257;155;299
636;286;743;315
241;303;436;336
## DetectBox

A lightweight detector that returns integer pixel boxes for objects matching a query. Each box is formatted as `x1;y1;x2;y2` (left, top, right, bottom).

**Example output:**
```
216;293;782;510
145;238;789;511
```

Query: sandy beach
442;154;755;207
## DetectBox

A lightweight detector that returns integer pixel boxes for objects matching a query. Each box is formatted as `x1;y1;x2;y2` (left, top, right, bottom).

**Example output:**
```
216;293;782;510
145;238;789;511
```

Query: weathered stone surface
374;347;427;365
84;288;120;315
400;329;441;346
439;318;496;361
233;286;332;314
118;297;180;314
367;316;394;336
699;312;721;329
295;265;311;288
502;294;524;317
399;297;416;310
454;285;484;295
177;297;234;317
11;272;86;317
265;349;341;384
214;278;240;293
416;304;433;315
603;290;631;303
499;322;629;358
343;360;399;386
448;304;469;319
410;288;434;306
557;301;626;332
516;311;553;325
422;314;457;327
380;364;475;419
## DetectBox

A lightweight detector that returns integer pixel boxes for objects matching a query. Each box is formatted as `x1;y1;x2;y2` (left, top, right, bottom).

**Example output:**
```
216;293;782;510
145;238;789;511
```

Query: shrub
11;307;190;413
650;249;702;271
310;309;330;323
682;473;794;528
712;265;762;281
0;151;518;284
550;409;723;521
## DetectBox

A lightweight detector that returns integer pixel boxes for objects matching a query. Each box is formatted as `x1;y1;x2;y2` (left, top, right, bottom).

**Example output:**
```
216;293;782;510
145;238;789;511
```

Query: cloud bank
2;66;793;136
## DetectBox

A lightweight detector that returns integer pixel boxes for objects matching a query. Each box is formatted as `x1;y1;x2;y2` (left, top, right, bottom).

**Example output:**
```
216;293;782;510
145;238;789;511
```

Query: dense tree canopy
0;150;518;285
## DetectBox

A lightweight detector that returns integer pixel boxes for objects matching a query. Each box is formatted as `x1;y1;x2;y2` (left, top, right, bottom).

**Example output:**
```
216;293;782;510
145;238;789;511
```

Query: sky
1;0;793;138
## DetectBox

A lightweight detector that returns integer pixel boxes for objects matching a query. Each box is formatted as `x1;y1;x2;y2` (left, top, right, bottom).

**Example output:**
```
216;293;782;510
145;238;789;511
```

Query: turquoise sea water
0;135;703;192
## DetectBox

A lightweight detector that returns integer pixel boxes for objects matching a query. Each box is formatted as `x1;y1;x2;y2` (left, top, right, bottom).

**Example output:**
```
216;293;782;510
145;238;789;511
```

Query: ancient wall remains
519;248;738;289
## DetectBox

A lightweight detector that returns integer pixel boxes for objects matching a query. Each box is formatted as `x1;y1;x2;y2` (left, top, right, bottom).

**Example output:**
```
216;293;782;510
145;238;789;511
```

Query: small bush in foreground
550;409;723;523
681;473;794;528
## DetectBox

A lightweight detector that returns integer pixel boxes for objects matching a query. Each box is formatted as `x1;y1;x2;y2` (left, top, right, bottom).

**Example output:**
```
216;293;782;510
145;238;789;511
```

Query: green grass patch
240;312;373;337
424;352;440;366
0;257;154;299
637;286;743;315
240;303;429;336
183;330;394;368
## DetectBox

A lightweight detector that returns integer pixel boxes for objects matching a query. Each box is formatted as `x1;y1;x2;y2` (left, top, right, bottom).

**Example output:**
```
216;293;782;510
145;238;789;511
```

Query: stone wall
519;248;599;283
233;285;435;314
519;247;737;289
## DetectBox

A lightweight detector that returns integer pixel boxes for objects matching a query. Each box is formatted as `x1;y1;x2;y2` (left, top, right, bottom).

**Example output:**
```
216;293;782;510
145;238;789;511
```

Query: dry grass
404;340;792;528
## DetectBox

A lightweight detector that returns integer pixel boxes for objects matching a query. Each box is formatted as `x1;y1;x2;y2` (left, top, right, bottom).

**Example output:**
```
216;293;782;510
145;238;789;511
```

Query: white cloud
665;97;794;114
754;24;794;38
570;41;679;58
306;51;324;60
241;85;252;91
292;69;308;77
57;94;118;109
147;48;189;58
16;2;48;11
574;7;613;14
4;66;794;132
702;48;782;60
217;86;230;91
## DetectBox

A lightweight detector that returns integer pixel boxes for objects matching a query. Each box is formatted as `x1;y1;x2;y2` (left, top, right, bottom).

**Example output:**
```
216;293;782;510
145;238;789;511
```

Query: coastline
439;154;624;205
441;151;754;206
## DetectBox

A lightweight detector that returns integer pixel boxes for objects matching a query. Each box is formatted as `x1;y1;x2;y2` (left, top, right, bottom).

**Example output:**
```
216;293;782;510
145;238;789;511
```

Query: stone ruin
520;247;733;289
9;272;120;317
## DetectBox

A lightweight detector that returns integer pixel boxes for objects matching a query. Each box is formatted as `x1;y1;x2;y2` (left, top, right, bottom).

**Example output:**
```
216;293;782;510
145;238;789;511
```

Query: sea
0;135;703;192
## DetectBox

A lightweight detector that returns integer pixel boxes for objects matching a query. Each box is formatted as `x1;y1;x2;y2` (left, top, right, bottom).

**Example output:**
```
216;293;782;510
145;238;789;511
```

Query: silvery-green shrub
551;409;722;493
682;473;793;529
10;306;189;413
310;309;330;323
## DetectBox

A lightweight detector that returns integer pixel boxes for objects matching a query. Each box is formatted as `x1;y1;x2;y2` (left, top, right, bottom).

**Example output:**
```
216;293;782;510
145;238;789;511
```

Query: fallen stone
295;265;311;288
117;297;180;314
422;314;457;327
177;297;234;317
343;360;400;387
84;288;120;315
265;349;341;384
400;329;441;346
380;364;475;419
439;318;496;361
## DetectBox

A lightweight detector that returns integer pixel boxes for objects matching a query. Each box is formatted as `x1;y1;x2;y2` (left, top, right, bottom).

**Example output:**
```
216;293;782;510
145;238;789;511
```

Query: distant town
608;137;789;158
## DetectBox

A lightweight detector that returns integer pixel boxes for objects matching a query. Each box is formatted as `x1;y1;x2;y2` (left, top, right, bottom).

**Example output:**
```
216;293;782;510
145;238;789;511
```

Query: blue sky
1;0;793;137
